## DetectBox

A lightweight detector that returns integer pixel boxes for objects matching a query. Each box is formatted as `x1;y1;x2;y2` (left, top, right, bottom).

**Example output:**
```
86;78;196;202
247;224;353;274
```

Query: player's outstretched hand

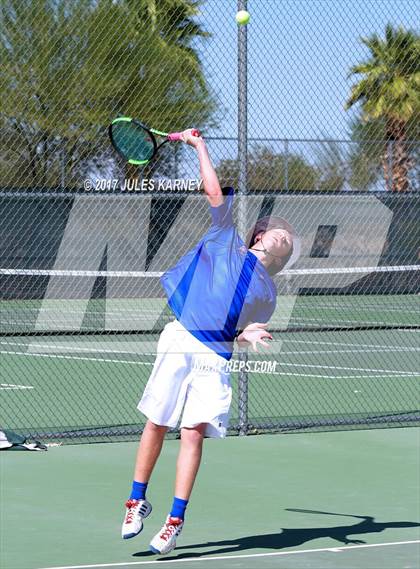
237;322;273;352
180;128;204;148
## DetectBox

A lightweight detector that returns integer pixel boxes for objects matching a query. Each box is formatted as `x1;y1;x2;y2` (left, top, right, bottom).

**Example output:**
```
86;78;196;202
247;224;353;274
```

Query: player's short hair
246;216;301;276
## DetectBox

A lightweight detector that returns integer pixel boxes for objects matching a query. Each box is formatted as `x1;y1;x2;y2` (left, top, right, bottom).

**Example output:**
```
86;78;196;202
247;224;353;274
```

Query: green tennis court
1;325;419;440
1;294;419;335
1;428;419;569
2;287;419;569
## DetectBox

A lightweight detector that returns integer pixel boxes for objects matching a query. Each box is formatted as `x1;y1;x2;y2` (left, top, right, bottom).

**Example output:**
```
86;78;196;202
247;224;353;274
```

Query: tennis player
121;130;300;554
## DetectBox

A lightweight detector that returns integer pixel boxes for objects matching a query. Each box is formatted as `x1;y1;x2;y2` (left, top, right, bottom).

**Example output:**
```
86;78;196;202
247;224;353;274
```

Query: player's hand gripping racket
109;117;201;165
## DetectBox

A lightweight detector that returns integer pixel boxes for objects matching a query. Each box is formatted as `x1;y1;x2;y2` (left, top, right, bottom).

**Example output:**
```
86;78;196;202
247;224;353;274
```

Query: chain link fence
0;0;419;442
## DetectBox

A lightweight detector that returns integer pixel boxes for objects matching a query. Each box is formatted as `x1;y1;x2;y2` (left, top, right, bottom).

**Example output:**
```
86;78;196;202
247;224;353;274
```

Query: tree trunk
382;118;412;192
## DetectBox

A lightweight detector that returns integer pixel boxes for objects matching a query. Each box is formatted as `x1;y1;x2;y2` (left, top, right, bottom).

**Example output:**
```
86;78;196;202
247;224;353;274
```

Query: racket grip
168;129;201;141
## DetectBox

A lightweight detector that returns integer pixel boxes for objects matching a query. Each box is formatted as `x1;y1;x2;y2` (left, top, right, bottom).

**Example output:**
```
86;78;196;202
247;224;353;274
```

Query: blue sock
130;480;148;501
170;497;189;520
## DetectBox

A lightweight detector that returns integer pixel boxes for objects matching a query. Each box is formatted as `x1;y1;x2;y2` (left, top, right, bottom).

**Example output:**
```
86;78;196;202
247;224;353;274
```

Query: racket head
109;118;158;165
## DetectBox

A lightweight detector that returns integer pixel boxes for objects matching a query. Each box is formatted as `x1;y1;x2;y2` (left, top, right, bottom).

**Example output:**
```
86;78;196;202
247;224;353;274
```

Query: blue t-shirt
160;188;277;359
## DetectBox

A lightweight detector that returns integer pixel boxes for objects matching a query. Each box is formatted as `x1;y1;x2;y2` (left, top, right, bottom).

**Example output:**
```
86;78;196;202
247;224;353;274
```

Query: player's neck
248;247;270;269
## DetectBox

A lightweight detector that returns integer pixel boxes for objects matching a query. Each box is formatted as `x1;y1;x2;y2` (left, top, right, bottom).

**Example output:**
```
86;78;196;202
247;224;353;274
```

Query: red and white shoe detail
149;515;184;555
121;499;152;539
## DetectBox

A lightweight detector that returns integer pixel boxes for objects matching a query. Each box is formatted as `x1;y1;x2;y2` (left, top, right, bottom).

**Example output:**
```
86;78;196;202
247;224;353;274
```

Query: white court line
0;350;415;380
270;371;419;380
0;383;34;390
297;304;416;314
287;317;411;326
274;346;420;356
35;540;420;569
271;361;418;376
285;337;420;350
278;348;420;356
2;346;416;380
0;350;153;366
1;350;418;379
0;340;156;357
2;302;416;319
2;340;419;359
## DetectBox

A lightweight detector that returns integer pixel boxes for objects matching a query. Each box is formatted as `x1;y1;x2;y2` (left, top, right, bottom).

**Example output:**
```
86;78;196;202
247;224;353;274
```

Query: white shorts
138;320;232;438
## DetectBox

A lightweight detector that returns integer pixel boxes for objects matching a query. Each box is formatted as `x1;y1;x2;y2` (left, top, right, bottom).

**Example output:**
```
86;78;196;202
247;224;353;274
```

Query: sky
194;0;419;143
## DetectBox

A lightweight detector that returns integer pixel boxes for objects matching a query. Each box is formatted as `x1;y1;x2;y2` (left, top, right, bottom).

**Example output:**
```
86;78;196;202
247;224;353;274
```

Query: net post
238;348;249;436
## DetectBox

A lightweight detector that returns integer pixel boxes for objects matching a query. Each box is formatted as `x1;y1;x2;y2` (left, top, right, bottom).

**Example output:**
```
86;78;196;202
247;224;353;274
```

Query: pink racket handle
167;129;201;141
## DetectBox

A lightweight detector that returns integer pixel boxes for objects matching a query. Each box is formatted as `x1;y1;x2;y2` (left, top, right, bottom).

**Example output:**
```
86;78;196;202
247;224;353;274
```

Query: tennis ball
236;10;250;25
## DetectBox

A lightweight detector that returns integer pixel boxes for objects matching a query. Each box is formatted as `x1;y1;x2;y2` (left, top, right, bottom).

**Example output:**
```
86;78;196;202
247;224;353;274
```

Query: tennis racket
109;117;201;165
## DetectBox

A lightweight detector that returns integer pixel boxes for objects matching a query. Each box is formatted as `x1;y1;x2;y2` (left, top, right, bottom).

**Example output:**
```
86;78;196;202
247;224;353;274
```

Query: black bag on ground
0;429;47;451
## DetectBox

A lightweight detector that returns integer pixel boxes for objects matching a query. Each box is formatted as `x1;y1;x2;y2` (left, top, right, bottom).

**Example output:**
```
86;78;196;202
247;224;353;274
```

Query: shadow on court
133;511;420;560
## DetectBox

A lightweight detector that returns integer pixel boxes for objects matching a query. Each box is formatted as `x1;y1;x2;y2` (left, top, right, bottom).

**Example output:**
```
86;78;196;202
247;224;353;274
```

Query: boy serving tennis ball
122;130;300;554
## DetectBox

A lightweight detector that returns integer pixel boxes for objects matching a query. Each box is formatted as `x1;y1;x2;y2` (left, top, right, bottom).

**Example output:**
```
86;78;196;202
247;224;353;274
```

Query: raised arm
181;129;223;207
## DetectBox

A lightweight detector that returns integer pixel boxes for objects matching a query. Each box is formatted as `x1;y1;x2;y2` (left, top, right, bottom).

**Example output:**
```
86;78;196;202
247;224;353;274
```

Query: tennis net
0;265;418;335
0;264;418;443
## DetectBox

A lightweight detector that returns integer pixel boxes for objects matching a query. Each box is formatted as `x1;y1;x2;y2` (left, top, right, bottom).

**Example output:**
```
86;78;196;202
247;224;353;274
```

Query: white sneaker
149;515;184;555
121;499;152;539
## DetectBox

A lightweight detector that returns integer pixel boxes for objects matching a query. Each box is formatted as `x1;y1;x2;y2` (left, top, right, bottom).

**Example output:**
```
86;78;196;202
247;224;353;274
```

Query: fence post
173;144;179;180
387;140;394;191
237;0;248;238
237;0;249;436
238;348;249;436
61;145;66;190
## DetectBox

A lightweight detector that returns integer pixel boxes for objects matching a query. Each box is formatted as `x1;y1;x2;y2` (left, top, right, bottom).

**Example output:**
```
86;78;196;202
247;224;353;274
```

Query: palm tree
345;24;420;191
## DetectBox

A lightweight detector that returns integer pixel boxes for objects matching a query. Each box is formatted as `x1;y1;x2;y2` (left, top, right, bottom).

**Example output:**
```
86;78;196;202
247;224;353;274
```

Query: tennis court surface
1;198;419;569
1;1;420;568
1;428;419;569
1;327;419;441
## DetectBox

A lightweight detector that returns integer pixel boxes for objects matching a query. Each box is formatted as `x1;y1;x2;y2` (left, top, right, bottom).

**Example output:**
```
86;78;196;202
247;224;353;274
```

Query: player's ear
253;232;264;243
